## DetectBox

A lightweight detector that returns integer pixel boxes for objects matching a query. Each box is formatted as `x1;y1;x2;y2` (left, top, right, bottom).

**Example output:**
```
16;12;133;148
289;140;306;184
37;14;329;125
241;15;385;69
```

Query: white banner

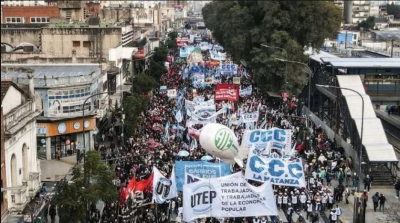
183;174;278;222
245;148;306;187
241;127;292;154
241;112;259;123
167;89;177;98
239;86;252;97
184;172;242;186
152;167;178;204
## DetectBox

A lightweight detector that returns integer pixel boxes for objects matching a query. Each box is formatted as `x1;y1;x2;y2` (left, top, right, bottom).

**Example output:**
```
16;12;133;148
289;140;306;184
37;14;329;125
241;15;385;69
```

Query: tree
202;1;342;95
387;3;400;19
166;32;178;49
359;16;375;30
132;74;157;94
123;93;149;136
54;151;118;223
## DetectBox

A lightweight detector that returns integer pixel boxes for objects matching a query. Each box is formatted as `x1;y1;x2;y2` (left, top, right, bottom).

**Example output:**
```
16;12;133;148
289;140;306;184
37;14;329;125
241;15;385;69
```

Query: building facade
1;25;122;64
1;104;7;223
1;64;107;160
1;5;59;24
1;79;42;219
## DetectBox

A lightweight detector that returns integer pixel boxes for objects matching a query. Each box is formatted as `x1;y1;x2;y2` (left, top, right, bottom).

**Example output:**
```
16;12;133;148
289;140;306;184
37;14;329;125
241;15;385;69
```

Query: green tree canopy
54;151;118;223
202;0;342;95
387;3;400;19
123;93;149;136
132;74;157;94
359;16;376;30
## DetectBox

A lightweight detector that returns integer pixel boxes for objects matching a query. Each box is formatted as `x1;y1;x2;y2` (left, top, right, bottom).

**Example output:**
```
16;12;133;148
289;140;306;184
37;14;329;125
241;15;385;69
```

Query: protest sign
215;84;239;101
241;127;292;153
175;161;231;191
245;148;306;187
233;77;241;85
183;174;278;221
241;112;259;123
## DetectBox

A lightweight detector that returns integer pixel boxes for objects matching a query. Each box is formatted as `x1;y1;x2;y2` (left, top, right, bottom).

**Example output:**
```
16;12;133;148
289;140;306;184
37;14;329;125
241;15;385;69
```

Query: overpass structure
300;54;400;185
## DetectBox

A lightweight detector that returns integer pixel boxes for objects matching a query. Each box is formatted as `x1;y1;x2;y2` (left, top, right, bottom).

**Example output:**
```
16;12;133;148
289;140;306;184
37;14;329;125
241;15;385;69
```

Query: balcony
353;2;370;6
353;14;369;18
8;184;29;213
4;100;39;136
353;7;369;12
28;172;41;198
57;1;82;9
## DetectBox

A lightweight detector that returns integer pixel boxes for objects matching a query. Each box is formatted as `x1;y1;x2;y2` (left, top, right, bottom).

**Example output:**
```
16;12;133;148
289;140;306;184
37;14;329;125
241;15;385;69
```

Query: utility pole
391;39;394;58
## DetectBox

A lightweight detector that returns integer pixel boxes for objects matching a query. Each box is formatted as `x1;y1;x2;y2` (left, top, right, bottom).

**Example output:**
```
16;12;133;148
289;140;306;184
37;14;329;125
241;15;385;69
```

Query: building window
29;17;50;23
6;17;23;24
73;41;81;47
83;41;91;48
66;10;72;21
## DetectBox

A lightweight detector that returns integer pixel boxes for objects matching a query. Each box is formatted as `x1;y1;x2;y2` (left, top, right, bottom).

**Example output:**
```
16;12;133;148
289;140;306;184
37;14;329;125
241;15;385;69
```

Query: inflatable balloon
199;123;247;167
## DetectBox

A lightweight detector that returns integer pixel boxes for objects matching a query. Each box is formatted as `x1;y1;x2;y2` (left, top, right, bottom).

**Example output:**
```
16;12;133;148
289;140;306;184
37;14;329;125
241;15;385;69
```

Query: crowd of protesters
88;32;385;223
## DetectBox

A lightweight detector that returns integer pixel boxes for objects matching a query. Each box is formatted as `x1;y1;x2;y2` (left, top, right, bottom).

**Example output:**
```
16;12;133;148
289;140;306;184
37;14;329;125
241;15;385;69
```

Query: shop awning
109;46;138;62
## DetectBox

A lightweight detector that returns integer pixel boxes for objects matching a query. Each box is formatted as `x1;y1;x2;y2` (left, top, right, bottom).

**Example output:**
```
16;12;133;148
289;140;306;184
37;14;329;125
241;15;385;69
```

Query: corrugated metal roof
0;64;100;79
321;58;400;68
371;29;400;40
309;51;338;63
337;75;398;162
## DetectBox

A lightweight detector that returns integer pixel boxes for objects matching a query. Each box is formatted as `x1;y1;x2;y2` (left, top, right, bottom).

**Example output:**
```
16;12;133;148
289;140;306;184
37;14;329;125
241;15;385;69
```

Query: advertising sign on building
215;84;239;101
183;174;278;222
174;4;183;15
175;161;231;191
47;87;91;117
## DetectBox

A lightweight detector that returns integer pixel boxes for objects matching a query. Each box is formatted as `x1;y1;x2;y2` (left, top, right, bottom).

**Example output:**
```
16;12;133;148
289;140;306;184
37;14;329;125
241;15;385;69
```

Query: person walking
364;175;372;192
329;209;337;223
372;192;379;212
394;178;400;199
379;193;386;212
56;148;61;160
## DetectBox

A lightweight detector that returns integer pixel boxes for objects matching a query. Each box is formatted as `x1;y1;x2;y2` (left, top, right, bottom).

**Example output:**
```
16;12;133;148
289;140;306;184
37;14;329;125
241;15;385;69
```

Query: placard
241;112;259;123
175;161;231;191
167;89;177;98
233;77;241;85
215;84;239;101
245;148;306;187
241;127;292;153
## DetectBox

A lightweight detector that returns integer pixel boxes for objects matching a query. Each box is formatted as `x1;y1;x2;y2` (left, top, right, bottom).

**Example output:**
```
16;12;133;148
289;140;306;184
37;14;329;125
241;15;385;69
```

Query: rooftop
1;64;101;87
320;58;400;68
48;23;117;28
1;80;24;102
371;29;400;40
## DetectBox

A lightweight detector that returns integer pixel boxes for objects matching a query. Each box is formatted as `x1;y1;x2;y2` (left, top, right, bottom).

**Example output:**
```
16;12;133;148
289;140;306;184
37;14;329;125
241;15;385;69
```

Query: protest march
95;29;356;223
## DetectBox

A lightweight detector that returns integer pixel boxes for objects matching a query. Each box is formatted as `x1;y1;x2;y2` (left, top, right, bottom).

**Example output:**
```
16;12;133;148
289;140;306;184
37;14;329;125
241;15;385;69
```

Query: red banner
215;84;239;101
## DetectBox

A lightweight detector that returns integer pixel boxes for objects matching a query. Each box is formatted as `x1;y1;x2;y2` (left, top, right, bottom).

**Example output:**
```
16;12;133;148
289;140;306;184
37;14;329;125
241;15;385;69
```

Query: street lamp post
274;58;313;111
316;84;365;189
261;44;288;91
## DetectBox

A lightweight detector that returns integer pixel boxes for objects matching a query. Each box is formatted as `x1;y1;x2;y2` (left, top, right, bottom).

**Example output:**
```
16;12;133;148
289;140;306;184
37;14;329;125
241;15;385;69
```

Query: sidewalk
40;155;76;182
321;180;400;223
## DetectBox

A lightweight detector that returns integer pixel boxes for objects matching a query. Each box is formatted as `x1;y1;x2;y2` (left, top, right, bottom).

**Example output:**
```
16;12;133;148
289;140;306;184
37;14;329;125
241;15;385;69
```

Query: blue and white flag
163;121;170;143
175;110;183;123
